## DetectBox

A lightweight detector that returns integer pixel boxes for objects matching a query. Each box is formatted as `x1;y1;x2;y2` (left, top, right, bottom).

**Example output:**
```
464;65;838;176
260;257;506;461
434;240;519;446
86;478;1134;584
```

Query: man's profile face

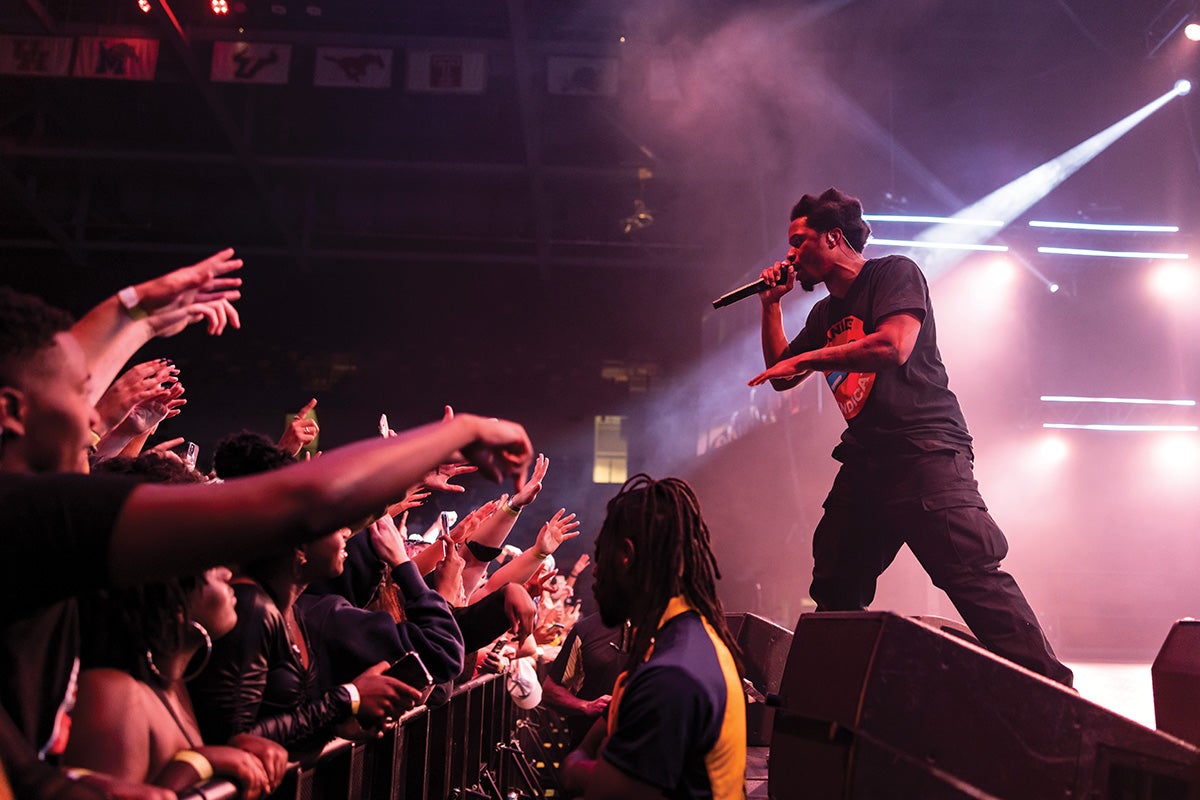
6;333;98;475
591;529;632;629
786;216;829;292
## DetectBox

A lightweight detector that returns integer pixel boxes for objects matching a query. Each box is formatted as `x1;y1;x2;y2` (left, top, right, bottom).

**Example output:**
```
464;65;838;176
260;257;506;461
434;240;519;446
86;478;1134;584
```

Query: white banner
211;41;291;84
314;47;392;88
73;36;158;81
547;56;617;96
0;36;72;77
405;50;486;93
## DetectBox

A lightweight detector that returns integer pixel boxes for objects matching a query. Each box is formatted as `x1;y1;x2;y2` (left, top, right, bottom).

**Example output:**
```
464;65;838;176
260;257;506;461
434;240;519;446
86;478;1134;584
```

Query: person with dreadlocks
560;474;746;800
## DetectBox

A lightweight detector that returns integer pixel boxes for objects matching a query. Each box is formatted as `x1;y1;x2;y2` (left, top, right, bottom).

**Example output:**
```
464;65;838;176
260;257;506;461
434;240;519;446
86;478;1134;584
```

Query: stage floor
744;660;1159;798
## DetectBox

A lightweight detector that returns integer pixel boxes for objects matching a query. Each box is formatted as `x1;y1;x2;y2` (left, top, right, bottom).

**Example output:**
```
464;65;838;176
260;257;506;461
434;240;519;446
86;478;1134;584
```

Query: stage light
1150;435;1200;475
866;238;1008;252
1037;246;1189;260
1186;24;1200;42
1041;395;1196;406
1034;435;1070;467
1048;283;1060;293
1176;79;1193;96
984;256;1019;286
211;0;229;14
1148;262;1199;301
1043;423;1199;432
137;0;151;11
1028;220;1179;233
864;215;1003;227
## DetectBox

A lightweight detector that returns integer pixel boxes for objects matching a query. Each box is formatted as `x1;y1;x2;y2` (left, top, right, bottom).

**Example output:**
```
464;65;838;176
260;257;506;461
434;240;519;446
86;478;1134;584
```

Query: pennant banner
314;47;392;88
73;36;158;81
405;50;486;93
211;41;292;84
0;36;72;77
547;56;617;96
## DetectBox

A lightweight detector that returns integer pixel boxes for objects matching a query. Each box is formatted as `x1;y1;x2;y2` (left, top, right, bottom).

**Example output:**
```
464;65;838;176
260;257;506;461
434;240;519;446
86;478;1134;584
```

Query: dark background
2;0;1198;659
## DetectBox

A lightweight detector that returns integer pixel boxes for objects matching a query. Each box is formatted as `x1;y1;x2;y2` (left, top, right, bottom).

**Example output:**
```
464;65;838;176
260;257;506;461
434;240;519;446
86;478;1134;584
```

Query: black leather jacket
190;580;353;753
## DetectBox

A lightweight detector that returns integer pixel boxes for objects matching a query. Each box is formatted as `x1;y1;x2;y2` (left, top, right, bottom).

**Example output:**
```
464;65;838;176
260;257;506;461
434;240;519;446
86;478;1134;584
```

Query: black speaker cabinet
726;613;793;746
769;612;1200;799
1154;618;1200;746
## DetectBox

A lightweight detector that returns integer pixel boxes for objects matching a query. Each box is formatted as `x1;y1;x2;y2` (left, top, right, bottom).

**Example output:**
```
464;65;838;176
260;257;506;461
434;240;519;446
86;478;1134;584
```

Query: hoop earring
183;620;212;682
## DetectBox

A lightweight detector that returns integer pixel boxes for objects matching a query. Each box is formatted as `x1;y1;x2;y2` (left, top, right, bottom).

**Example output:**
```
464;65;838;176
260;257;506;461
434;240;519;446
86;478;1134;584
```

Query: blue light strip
863;214;1004;226
1040;395;1196;406
1028;220;1180;232
868;238;1009;252
1037;246;1189;260
1042;423;1199;432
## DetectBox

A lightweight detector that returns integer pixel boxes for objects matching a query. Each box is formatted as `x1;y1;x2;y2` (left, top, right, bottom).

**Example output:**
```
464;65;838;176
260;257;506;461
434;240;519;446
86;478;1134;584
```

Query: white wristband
117;286;147;320
342;682;361;716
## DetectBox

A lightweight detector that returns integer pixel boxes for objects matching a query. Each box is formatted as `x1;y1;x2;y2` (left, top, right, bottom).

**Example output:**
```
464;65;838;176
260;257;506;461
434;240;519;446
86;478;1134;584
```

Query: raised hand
138;248;244;338
94;359;178;435
448;498;500;544
534;509;581;557
367;512;408;567
278;398;319;457
421;461;477;493
385;483;431;518
459;415;533;489
508;453;549;510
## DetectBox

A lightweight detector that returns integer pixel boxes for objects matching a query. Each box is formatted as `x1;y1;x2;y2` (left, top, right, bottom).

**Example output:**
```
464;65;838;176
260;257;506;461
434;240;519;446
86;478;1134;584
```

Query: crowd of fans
0;248;747;800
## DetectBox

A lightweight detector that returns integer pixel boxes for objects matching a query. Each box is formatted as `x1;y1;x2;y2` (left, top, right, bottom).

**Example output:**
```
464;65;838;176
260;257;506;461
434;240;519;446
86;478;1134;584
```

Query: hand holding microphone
712;259;795;309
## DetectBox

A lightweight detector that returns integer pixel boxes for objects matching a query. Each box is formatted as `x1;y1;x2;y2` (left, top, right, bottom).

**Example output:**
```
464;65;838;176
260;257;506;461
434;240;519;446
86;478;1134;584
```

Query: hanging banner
211;41;291;84
314;47;392;88
0;36;72;77
405;50;486;93
73;36;158;81
547;56;617;96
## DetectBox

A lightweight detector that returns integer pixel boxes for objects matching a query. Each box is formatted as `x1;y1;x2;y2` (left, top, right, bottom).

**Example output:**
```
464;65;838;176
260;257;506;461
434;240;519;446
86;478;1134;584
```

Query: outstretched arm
72;249;243;404
749;311;921;387
108;413;532;587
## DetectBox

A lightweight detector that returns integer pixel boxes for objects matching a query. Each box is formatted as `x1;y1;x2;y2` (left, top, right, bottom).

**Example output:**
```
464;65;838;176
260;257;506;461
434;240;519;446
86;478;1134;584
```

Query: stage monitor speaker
726;613;792;746
769;612;1200;800
1153;618;1200;746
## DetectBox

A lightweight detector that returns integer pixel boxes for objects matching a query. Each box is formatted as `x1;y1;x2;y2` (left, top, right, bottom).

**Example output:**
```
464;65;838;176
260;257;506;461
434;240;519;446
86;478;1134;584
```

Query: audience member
561;475;745;799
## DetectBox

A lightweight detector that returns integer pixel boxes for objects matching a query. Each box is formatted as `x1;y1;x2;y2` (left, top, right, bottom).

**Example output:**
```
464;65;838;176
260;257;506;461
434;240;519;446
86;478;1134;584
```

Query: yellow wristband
171;749;214;781
342;682;361;716
501;501;522;517
64;767;95;781
534;551;549;560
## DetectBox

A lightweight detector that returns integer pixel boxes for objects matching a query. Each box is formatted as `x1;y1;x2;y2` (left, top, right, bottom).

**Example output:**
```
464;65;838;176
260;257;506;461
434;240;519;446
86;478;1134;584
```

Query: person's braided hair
600;473;742;675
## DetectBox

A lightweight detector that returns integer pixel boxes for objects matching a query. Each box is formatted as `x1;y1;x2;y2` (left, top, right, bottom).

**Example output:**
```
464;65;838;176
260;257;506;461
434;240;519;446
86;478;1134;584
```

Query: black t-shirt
785;255;972;457
0;473;137;752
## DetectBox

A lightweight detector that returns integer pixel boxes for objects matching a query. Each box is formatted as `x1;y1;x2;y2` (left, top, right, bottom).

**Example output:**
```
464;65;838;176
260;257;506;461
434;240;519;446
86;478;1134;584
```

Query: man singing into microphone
748;187;1072;686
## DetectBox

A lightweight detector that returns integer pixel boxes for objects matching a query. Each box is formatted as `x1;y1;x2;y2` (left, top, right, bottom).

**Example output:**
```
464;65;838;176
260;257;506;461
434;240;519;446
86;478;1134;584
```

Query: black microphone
711;263;790;309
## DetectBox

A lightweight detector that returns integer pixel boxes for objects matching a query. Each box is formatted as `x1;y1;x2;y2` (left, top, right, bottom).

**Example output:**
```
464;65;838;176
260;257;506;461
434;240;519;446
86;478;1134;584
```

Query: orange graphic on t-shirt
824;316;875;420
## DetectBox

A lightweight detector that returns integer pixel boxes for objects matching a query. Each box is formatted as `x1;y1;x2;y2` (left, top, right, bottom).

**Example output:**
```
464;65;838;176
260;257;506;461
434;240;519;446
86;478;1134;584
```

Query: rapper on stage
748;187;1072;687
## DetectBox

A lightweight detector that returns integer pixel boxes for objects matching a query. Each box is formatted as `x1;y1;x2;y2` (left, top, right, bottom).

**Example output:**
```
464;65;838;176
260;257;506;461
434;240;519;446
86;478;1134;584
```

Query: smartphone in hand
183;441;199;470
385;651;435;703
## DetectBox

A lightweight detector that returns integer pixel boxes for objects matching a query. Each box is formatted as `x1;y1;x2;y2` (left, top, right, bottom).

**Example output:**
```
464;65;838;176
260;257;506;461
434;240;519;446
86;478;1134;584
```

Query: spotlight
211;0;229;14
1034;435;1070;468
1175;79;1192;96
1148;262;1199;302
1186;23;1200;42
1048;283;1060;293
137;0;151;11
621;199;654;234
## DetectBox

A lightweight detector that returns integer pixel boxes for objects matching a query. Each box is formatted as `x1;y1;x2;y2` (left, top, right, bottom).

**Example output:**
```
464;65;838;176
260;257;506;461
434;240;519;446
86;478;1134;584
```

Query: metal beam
149;0;303;260
21;0;56;32
506;0;552;279
0;157;84;266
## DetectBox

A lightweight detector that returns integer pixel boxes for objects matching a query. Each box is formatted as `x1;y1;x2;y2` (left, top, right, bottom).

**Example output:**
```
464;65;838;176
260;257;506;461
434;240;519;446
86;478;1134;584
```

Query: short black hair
0;287;74;386
212;430;292;479
790;187;871;253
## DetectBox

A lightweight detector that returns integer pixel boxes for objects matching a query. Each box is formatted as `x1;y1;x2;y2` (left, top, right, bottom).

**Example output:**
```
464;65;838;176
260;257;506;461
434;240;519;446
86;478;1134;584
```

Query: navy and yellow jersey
603;597;746;799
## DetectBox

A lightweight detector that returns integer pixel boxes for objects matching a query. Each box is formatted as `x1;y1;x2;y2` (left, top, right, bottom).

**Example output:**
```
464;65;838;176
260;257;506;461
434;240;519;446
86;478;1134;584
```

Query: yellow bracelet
64;767;94;781
342;682;361;716
534;551;549;560
171;749;214;781
501;501;522;517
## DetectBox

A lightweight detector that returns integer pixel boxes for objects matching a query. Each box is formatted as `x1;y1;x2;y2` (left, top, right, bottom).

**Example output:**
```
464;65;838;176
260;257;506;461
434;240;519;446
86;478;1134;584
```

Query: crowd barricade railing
177;672;522;800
